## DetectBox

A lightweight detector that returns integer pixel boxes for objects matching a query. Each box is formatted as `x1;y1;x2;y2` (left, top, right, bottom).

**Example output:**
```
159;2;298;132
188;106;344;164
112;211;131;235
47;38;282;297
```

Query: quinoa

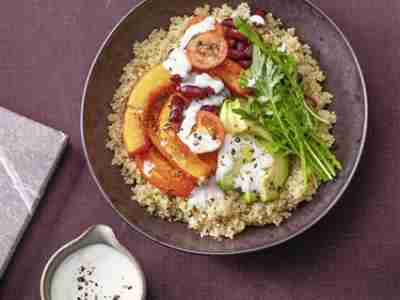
106;3;336;239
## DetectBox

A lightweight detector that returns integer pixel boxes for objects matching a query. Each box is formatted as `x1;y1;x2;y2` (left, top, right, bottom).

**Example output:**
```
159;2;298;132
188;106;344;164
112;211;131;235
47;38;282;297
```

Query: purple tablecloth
0;1;399;299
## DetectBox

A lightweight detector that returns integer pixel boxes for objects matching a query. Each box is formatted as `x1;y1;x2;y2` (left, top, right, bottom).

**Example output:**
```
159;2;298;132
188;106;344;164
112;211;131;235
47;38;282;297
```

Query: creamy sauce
163;17;216;79
163;48;192;78
179;16;216;49
201;92;227;106
177;101;221;154
177;91;227;153
50;244;144;300
181;73;224;93
184;130;221;154
249;15;265;26
143;160;155;176
188;176;224;210
178;101;202;143
216;135;274;193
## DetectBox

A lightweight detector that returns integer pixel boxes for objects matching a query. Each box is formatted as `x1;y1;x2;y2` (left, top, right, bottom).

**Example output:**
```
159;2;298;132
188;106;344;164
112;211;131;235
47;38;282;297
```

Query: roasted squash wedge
136;146;196;197
145;94;214;180
123;64;172;157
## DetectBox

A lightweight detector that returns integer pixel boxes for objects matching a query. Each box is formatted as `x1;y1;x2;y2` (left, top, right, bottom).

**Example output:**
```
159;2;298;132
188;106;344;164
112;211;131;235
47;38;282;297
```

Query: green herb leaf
234;17;341;186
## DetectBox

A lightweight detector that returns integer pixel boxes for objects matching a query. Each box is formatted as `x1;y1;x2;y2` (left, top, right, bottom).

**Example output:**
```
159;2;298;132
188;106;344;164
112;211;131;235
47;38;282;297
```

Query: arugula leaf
233;17;341;186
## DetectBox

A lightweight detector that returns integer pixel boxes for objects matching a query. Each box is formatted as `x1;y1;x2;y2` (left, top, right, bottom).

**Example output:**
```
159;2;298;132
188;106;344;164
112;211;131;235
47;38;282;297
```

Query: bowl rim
81;0;368;255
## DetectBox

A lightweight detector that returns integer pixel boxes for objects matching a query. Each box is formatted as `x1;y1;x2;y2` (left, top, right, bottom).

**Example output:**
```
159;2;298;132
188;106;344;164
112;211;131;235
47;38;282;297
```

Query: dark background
0;0;398;299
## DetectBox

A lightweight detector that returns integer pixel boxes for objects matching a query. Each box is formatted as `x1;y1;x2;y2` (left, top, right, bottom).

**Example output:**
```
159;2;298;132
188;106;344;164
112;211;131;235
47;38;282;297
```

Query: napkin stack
0;107;68;277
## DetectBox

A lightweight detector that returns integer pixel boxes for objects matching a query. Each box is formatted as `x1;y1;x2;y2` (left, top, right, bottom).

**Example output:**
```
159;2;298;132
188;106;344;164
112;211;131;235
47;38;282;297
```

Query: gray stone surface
0;107;67;277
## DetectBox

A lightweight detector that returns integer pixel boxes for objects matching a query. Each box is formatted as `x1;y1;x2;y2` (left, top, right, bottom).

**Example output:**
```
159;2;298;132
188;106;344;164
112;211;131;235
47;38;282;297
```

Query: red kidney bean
201;105;218;114
237;59;252;69
227;38;236;48
177;85;211;99
228;48;248;60
169;95;186;123
236;41;247;51
221;18;235;28
255;8;266;17
244;45;253;58
205;87;215;97
171;74;182;84
225;28;249;42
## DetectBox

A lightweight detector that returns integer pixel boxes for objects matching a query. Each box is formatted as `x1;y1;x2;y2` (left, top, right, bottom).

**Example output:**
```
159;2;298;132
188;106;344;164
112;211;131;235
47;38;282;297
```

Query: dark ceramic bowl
81;0;367;254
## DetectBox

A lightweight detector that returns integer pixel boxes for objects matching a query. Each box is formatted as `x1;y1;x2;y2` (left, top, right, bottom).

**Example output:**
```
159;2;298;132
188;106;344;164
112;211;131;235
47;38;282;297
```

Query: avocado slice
219;99;248;134
247;121;273;143
241;192;258;204
217;144;253;191
260;151;289;202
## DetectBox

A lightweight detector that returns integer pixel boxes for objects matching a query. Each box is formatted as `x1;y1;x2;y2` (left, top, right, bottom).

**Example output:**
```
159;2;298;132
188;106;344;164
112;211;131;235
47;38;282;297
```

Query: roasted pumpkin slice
198;151;218;172
145;94;214;180
208;59;251;97
123;64;172;156
136;146;196;197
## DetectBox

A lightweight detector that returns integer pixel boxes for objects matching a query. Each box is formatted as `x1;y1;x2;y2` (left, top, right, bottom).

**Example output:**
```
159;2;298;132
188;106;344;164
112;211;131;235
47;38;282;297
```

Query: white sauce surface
216;135;274;193
201;92;227;106
163;17;216;79
143;160;155;176
184;130;221;154
179;16;216;49
177;91;227;153
188;176;224;210
181;73;225;93
163;48;192;78
178;101;202;143
249;15;265;26
50;244;143;300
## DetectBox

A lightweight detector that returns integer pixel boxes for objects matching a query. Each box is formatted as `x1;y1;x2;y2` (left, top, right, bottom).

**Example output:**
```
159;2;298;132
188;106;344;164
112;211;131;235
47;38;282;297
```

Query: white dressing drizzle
163;17;216;79
181;73;225;93
249;15;265;26
187;176;224;210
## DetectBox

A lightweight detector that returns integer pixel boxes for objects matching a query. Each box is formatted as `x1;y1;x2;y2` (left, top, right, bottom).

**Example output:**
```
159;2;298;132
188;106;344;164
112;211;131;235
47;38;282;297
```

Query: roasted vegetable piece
196;110;225;144
208;59;251;96
123;64;172;157
136;146;196;197
145;94;215;180
187;31;228;70
198;151;218;172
